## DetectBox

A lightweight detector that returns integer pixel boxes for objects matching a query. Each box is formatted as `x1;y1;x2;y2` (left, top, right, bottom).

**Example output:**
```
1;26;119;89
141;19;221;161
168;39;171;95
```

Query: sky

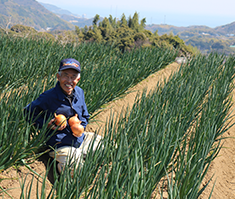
37;0;235;28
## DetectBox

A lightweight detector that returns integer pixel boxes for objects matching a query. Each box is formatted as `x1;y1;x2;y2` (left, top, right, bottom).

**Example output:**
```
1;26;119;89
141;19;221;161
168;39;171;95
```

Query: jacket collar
55;81;76;101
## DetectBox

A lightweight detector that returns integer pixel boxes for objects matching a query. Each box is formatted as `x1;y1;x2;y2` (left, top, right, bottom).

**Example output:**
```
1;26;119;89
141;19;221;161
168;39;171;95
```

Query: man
25;58;101;175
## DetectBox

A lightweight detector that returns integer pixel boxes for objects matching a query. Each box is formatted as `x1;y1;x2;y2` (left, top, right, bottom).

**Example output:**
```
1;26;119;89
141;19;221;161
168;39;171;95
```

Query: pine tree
120;13;128;26
93;14;100;26
108;15;118;29
140;18;146;30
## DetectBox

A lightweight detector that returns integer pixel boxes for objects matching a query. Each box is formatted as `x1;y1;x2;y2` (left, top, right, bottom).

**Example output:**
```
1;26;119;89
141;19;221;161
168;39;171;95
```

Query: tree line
0;12;198;56
74;12;197;55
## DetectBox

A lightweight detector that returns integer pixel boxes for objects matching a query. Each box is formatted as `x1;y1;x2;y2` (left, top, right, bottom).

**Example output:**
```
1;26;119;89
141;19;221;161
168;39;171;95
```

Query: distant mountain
214;21;235;35
38;2;96;28
145;22;235;38
145;23;235;55
0;0;74;31
145;24;215;36
39;2;80;17
145;23;235;43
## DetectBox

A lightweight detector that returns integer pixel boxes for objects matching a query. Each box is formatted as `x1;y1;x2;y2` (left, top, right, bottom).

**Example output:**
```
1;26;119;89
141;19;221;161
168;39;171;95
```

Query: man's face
57;69;80;95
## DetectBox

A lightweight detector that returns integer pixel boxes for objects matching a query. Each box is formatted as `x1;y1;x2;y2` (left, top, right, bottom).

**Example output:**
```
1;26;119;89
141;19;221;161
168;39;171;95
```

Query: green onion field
1;34;235;199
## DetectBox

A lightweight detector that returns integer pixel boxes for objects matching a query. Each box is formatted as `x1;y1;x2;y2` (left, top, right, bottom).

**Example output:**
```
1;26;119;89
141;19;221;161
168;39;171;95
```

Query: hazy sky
37;0;235;27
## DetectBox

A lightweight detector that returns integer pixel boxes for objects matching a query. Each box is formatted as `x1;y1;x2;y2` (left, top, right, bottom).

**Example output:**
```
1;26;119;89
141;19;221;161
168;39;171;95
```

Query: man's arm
24;94;50;129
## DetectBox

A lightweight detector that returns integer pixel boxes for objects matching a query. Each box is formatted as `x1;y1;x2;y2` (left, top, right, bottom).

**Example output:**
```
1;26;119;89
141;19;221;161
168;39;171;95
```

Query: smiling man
25;58;102;176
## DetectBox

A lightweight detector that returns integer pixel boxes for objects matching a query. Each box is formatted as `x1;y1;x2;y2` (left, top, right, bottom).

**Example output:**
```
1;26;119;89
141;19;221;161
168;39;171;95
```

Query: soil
1;61;235;199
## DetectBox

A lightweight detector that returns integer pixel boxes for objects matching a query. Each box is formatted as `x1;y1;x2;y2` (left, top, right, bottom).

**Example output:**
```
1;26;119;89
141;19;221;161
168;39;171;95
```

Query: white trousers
49;132;102;175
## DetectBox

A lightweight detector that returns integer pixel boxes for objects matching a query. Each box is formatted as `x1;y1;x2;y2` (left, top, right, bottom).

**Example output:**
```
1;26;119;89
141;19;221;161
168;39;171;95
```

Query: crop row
0;35;178;114
18;53;235;198
1;34;234;198
0;35;177;172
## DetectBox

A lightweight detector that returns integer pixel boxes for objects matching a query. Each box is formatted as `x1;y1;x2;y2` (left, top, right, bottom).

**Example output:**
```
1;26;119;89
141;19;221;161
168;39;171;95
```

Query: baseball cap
59;58;81;73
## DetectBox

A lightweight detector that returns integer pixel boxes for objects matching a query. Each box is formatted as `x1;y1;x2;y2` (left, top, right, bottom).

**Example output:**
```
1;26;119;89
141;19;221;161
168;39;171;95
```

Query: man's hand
47;118;67;130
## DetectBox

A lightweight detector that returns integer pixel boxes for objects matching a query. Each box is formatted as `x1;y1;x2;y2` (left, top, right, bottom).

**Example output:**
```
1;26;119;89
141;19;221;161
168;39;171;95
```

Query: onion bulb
68;114;84;137
54;113;67;127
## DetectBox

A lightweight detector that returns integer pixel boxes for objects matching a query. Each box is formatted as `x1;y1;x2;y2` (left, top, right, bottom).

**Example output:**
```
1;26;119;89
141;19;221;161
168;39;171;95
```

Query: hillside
145;23;235;38
145;24;214;36
39;2;101;28
0;0;74;31
214;21;235;35
145;23;235;54
39;2;80;17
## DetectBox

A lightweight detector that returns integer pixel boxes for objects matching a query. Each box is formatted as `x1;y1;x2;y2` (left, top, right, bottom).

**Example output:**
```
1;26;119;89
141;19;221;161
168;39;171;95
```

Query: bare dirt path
1;61;235;199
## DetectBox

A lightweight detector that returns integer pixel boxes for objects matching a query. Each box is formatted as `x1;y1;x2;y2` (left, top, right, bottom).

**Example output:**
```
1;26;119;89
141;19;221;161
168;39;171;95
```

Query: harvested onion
68;114;84;137
54;113;67;127
68;114;80;126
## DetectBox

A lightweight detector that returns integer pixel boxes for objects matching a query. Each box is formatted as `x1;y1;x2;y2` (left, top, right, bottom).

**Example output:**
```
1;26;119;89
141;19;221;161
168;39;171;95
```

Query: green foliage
0;24;55;41
134;32;147;41
185;36;235;55
92;14;100;26
159;34;194;55
92;25;103;42
0;35;177;174
128;12;139;31
75;26;85;42
16;53;235;199
116;25;134;38
116;36;135;52
120;13;128;27
84;30;96;41
143;29;153;38
10;24;37;33
211;42;226;50
108;15;118;29
76;12;194;55
140;18;147;29
1;22;235;198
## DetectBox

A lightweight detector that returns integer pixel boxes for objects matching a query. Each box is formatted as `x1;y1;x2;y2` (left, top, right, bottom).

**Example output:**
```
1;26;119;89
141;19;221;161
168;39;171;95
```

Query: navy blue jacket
25;82;90;149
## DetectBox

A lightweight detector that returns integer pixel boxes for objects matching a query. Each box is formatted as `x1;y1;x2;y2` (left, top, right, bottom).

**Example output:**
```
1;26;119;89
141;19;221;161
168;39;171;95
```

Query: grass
1;34;235;198
16;53;235;199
